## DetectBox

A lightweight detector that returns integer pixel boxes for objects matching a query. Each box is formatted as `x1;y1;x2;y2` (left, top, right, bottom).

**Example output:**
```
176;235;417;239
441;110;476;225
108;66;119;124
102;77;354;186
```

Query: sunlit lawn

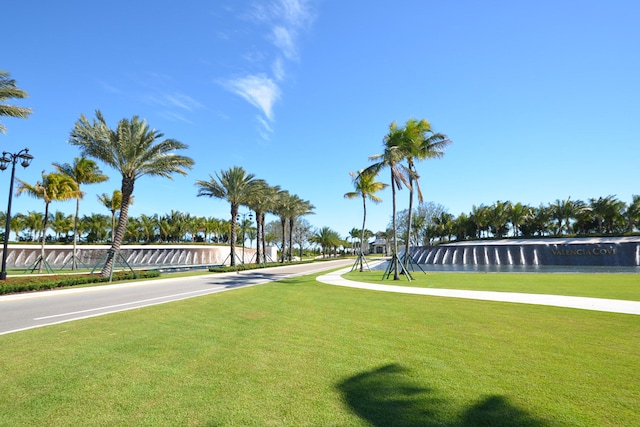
0;272;638;426
344;269;640;301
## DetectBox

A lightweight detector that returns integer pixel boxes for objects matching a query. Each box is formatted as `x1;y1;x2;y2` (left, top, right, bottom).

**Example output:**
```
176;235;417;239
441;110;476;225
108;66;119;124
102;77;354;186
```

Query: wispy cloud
272;56;286;81
256;115;274;140
146;92;204;111
99;81;124;94
221;0;316;139
157;111;194;124
222;74;280;120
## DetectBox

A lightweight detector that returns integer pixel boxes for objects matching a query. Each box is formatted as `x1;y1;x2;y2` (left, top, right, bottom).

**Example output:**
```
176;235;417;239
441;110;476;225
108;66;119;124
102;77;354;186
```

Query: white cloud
273;0;314;28
257;115;273;134
247;0;314;59
222;74;280;121
143;90;202;109
221;0;315;138
272;57;286;81
99;81;124;94
272;26;296;59
164;93;204;111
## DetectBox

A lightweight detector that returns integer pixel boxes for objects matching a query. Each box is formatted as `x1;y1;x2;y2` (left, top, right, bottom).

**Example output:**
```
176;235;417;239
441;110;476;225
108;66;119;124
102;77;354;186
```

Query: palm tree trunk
405;176;414;271
72;198;80;270
110;210;116;242
280;218;287;263
359;196;367;272
39;203;50;274
391;170;399;280
261;213;267;263
101;179;133;278
229;204;238;266
288;218;294;261
254;210;262;264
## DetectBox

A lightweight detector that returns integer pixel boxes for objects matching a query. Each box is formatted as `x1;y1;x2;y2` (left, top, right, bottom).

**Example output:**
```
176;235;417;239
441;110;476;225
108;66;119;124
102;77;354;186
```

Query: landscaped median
0;270;161;295
0;269;637;425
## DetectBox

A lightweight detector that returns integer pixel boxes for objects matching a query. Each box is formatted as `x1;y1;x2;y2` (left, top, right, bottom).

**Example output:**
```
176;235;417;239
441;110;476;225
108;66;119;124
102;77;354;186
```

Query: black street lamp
0;148;34;280
236;211;253;265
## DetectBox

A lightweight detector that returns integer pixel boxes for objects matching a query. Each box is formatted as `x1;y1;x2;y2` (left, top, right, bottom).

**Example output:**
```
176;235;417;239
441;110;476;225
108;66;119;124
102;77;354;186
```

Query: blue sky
3;0;639;238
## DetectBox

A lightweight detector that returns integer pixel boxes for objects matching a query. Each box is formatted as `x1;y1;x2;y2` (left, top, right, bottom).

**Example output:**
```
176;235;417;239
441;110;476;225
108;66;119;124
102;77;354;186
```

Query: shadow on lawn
337;364;547;427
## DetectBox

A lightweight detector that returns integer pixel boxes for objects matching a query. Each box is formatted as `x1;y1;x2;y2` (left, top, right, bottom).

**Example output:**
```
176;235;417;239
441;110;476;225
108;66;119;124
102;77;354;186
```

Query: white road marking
33;289;217;320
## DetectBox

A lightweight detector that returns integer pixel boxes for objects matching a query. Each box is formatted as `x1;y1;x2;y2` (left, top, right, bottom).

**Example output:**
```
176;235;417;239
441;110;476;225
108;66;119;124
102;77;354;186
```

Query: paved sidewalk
316;266;640;315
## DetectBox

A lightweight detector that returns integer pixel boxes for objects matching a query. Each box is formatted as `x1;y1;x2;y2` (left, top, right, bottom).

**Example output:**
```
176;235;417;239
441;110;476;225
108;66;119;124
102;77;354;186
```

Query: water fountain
407;237;640;271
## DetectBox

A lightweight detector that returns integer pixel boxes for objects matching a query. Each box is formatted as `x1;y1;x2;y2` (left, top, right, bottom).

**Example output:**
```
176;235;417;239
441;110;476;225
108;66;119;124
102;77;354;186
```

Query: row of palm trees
1;210;233;245
345;118;452;277
195;166;315;265
11;111;315;274
400;196;640;245
3;75;319;274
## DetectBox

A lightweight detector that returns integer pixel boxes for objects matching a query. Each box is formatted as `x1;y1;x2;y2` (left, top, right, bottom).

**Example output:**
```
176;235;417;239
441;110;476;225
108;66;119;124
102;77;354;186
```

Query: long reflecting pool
372;261;640;274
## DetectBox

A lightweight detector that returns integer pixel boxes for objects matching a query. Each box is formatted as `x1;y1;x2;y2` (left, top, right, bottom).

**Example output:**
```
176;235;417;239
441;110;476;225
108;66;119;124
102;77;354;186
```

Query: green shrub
0;270;160;295
208;260;315;273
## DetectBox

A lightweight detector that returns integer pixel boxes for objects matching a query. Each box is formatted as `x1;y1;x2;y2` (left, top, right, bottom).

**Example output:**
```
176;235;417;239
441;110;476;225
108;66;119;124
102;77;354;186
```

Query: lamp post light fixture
236;211;253;265
0;148;34;280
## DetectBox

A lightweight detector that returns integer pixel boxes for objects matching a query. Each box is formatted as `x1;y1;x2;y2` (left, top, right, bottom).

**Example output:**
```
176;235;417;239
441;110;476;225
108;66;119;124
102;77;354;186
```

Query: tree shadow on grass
337;364;548;427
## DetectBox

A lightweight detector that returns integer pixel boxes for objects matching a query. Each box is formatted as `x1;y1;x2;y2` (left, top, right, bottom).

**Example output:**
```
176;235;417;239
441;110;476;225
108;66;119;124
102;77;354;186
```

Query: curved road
0;259;353;336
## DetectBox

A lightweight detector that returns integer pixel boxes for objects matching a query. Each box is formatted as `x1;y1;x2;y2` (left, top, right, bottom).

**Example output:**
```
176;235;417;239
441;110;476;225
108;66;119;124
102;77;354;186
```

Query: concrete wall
0;244;278;269
409;237;640;267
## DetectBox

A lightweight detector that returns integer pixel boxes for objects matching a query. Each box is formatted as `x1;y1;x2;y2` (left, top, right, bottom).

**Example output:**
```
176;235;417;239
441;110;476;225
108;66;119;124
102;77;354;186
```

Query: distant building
369;235;387;255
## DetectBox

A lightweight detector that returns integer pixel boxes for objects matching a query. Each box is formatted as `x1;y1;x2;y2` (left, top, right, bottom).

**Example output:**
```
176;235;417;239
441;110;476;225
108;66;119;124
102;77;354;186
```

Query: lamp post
0;148;34;280
236;211;253;265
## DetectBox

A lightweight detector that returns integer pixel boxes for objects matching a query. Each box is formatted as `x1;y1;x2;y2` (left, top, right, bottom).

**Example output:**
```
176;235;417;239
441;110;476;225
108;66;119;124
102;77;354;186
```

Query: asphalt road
0;259;353;336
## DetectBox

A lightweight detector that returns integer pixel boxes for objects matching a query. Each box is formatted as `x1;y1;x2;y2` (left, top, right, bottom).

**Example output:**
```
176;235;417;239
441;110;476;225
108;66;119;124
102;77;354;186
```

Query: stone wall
409;237;640;267
0;244;278;269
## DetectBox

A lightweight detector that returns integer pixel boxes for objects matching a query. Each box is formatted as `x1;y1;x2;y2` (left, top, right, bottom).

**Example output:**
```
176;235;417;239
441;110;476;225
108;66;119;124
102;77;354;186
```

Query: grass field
0;270;638;426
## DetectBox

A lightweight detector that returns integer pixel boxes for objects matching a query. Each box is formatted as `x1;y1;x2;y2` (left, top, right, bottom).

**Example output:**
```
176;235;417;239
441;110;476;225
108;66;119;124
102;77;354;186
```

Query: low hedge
209;260;315;273
0;270;161;296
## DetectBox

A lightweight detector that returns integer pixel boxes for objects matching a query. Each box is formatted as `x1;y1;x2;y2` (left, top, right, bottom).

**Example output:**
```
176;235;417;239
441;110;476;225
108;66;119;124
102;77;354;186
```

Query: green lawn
344;270;640;301
0;272;638;426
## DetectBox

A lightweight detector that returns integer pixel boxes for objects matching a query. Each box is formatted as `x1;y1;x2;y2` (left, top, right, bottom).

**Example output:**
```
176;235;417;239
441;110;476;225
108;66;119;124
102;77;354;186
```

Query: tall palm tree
0;71;32;134
388;119;451;269
50;211;74;241
260;185;282;263
311;226;341;258
81;213;110;243
17;171;80;272
138;213;157;243
69;110;194;278
246;181;279;264
365;123;410;280
509;202;532;237
271;190;292;263
97;190;131;242
9;213;26;241
590;195;625;234
549;198;577;236
54;157;109;269
624;195;640;233
287;195;314;262
488;200;512;238
195;166;262;266
470;204;490;239
21;211;44;241
347;227;361;254
344;169;388;271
